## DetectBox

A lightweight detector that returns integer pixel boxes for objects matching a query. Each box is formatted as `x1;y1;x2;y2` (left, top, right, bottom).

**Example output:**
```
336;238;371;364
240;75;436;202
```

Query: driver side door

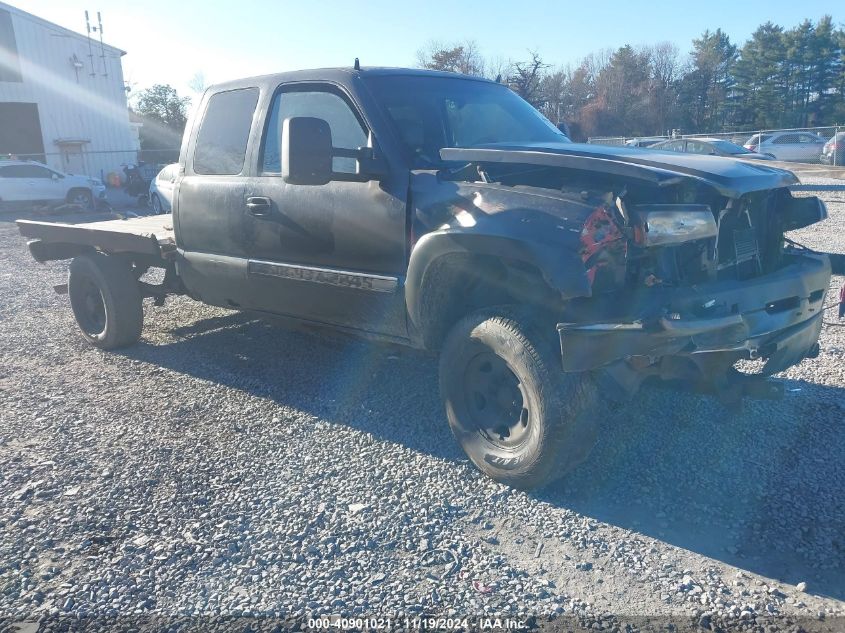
242;84;409;338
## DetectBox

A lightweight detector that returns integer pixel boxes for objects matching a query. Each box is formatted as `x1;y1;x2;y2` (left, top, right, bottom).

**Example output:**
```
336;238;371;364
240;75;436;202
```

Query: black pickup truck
18;67;833;489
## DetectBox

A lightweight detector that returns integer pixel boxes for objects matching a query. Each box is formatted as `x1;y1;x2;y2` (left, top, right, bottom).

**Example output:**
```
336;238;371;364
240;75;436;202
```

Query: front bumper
558;253;831;375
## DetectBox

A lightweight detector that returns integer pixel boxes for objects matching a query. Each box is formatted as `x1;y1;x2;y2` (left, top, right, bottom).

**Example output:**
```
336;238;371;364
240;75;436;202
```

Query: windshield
708;140;750;154
364;75;569;168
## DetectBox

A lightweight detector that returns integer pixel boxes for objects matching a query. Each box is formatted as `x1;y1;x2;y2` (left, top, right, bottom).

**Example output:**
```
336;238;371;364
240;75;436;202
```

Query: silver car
744;131;826;162
148;163;178;214
651;138;773;160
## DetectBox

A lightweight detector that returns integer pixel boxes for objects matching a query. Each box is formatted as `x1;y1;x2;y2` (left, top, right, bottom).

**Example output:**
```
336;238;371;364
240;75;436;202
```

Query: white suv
0;160;106;212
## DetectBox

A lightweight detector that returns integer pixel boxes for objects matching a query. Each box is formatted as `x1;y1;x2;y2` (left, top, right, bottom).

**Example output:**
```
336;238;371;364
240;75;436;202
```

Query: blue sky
12;0;844;100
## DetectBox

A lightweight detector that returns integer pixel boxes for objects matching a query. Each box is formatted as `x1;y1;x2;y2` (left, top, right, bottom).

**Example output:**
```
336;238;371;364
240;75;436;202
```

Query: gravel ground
0;180;843;632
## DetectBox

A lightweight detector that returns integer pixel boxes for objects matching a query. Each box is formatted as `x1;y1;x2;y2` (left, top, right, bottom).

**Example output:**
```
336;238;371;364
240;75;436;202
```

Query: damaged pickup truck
17;68;832;489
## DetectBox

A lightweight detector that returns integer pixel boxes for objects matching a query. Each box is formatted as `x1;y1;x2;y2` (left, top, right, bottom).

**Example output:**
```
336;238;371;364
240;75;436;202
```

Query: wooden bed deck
16;214;176;257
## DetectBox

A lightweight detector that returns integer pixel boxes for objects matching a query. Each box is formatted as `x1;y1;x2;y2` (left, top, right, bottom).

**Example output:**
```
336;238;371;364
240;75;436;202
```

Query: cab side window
261;89;367;174
193;88;259;175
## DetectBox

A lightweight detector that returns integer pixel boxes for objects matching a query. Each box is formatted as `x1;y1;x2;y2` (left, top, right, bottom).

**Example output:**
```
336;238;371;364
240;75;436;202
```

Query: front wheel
67;188;93;211
439;308;599;490
68;253;143;349
150;194;162;214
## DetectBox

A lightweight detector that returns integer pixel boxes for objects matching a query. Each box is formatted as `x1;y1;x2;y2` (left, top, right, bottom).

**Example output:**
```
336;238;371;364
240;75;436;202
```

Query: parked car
16;67;832;490
624;137;666;148
820;132;844;166
0;159;105;211
744;131;827;162
148;163;178;213
651;137;773;160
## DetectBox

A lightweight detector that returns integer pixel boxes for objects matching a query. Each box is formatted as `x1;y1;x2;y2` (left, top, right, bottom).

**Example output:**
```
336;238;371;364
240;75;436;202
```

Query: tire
439;308;598;490
67;188;93;211
68;253;143;349
150;193;162;214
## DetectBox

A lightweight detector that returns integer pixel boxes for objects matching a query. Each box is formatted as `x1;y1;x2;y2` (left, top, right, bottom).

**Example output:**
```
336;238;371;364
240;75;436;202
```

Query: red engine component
580;206;627;286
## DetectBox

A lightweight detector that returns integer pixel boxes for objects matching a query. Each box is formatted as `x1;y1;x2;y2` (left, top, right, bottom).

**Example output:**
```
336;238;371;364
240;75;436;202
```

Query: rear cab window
192;88;259;175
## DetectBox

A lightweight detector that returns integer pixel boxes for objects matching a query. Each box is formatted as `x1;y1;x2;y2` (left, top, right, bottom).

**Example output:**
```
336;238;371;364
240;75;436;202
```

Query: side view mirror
282;117;388;186
282;117;333;186
51;173;60;180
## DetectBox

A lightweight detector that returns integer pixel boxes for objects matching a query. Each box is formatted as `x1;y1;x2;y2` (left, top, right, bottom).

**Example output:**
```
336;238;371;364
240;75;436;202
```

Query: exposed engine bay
435;153;832;407
463;161;824;293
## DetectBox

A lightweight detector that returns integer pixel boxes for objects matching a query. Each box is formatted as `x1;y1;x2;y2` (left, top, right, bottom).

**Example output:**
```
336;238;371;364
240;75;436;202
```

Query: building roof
0;1;125;56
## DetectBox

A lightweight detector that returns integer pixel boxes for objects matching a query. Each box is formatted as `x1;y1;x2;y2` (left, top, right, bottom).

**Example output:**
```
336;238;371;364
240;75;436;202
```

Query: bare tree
508;51;547;106
188;71;207;94
647;42;681;133
581;49;613;85
416;40;485;76
540;66;569;123
486;55;512;83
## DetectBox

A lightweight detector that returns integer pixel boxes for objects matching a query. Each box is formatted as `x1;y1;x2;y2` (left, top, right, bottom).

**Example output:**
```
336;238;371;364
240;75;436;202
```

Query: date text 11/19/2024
307;616;526;630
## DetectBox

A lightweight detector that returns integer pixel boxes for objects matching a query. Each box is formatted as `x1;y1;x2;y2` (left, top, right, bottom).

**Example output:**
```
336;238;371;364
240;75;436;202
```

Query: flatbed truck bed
17;215;176;263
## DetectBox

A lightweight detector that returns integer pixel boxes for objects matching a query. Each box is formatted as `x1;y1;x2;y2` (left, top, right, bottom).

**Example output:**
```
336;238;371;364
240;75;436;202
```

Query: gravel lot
0;181;843;632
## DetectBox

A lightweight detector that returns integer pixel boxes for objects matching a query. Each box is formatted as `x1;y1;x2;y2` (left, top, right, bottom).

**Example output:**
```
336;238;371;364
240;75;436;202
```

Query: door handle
246;196;271;216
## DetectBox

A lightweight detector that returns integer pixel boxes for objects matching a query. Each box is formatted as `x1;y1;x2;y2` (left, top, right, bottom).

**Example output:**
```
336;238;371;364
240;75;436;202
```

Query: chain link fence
588;126;844;166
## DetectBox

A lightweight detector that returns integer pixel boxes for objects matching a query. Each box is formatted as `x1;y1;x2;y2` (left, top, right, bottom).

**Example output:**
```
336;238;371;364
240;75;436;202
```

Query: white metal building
0;1;137;181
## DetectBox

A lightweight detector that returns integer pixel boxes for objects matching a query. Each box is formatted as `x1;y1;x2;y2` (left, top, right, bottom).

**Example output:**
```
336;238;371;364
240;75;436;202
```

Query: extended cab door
175;87;260;309
242;84;408;338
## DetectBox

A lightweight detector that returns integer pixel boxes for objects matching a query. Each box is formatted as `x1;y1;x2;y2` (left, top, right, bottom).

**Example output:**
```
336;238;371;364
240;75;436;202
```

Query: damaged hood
440;142;799;197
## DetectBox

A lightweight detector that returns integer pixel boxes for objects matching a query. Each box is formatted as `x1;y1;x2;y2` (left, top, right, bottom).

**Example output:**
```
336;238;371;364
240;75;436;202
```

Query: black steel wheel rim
77;278;106;335
461;351;530;450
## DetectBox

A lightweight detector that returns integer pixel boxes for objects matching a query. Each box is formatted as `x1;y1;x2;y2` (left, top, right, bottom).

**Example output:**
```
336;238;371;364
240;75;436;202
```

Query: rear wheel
150;193;162;214
68;253;143;349
439;308;599;490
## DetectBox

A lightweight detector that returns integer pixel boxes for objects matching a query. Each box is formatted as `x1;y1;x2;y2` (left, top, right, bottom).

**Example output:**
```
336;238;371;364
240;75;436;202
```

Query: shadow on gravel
538;379;845;601
122;312;845;601
122;311;465;462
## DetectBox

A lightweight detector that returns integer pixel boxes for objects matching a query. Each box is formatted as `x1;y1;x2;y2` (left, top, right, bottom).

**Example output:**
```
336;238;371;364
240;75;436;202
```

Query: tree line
417;16;845;141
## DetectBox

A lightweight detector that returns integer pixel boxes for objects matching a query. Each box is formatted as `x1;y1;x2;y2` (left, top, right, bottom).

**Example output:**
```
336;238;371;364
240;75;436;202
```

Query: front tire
68;253;143;349
439;308;598;490
150;193;162;214
67;188;93;211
